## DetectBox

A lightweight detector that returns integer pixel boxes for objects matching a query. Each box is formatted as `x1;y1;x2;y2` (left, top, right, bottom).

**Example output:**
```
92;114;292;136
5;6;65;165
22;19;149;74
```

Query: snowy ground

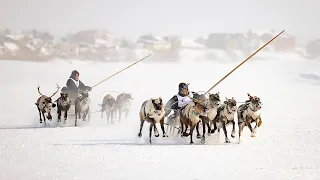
1;56;320;180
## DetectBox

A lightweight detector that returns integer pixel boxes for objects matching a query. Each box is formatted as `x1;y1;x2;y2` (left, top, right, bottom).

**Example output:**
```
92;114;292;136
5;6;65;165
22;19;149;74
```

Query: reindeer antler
50;83;60;98
247;93;253;100
37;84;43;96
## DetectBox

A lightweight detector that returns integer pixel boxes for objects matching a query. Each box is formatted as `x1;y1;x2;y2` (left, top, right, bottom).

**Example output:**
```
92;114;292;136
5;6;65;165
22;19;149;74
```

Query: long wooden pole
204;30;285;95
91;54;152;88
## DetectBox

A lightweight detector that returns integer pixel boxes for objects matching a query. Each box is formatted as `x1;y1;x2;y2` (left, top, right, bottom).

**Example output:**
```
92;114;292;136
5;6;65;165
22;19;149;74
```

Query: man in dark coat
66;70;92;105
164;82;203;117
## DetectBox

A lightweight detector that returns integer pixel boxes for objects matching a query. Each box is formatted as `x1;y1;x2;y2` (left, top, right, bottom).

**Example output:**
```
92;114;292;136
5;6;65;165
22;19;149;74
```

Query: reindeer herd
35;84;133;127
34;84;263;145
138;92;263;144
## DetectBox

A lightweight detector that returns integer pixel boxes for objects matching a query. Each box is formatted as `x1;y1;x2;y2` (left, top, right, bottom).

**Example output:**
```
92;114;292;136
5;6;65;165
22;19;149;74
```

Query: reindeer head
123;93;133;101
224;97;237;112
151;97;163;111
60;87;68;100
148;97;164;117
79;89;90;104
247;93;262;111
209;92;221;106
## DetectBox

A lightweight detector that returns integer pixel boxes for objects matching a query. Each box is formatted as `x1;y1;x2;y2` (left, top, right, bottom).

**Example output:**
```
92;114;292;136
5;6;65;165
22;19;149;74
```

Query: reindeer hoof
163;134;168;137
210;129;216;134
190;142;194;145
138;133;142;138
196;134;201;139
155;134;159;137
251;134;256;137
201;137;205;144
253;129;257;134
225;139;231;143
231;132;235;138
183;132;189;137
207;132;212;136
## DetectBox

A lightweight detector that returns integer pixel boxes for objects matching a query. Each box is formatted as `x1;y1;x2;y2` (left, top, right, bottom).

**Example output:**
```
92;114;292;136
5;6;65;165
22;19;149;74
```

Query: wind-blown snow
0;55;320;180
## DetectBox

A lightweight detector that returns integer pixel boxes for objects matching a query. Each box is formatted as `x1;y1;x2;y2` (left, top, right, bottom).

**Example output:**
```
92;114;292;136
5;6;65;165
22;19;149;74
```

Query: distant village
0;28;319;62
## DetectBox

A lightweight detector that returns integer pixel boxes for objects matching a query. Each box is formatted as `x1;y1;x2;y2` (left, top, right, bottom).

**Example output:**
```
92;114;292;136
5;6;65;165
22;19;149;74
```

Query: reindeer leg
207;121;212;136
183;122;189;137
196;122;201;139
42;111;46;126
38;107;42;123
101;110;104;118
201;120;206;144
180;119;184;137
222;120;230;143
118;110;121;123
111;110;115;124
57;108;61;122
83;108;89;121
238;122;245;143
64;109;67;124
211;117;218;134
246;117;255;137
160;117;168;137
153;120;159;137
75;106;78;127
231;120;236;138
253;117;261;134
138;119;145;138
149;123;153;143
106;111;110;124
189;124;196;144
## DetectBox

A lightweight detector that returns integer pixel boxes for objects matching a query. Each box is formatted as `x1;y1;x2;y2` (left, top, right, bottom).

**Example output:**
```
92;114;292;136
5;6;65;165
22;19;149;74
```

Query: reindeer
35;84;60;125
211;97;237;143
99;94;116;124
180;99;207;144
55;87;71;124
237;93;263;143
115;92;133;122
138;97;168;143
74;89;91;126
195;92;221;144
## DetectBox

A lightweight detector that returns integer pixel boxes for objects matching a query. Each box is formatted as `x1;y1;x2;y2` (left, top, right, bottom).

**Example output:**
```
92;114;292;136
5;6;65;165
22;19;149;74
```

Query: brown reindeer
138;97;168;143
196;92;221;144
99;94;116;124
35;84;60;125
180;99;207;144
211;97;237;143
55;87;71;124
115;92;133;122
237;93;263;143
74;89;91;126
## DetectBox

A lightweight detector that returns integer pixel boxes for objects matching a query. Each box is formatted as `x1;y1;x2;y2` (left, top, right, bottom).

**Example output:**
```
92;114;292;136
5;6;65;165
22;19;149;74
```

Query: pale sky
0;0;318;43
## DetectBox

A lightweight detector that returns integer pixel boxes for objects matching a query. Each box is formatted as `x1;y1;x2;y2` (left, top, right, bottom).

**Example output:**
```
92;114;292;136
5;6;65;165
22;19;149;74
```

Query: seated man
164;82;203;117
65;70;92;105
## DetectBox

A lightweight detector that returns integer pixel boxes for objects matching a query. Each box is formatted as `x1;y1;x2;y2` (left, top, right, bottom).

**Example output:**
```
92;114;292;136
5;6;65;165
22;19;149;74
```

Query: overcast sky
0;0;318;42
